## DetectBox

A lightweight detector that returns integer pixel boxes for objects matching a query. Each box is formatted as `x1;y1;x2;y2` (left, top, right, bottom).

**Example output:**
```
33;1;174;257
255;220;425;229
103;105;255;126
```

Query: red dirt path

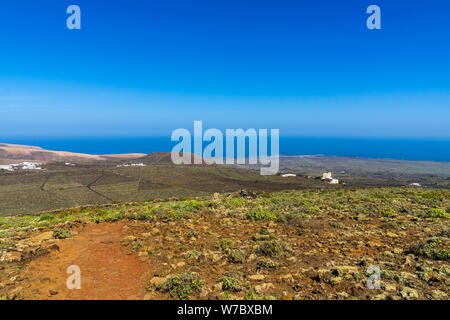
20;221;150;300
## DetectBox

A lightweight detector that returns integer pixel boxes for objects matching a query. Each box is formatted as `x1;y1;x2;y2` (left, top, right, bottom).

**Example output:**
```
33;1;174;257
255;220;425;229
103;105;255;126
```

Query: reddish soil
19;221;150;300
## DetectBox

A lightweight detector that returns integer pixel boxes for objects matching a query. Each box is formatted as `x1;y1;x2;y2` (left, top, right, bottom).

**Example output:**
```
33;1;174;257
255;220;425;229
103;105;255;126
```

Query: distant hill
138;152;206;165
0;143;146;164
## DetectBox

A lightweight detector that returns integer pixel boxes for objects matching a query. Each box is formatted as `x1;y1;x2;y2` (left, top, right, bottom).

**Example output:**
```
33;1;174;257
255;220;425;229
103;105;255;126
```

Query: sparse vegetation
220;274;243;292
158;273;204;299
228;249;245;263
257;240;287;258
52;229;71;239
246;207;278;221
218;238;234;251
244;289;261;300
419;208;449;220
1;186;450;300
185;250;202;259
407;238;449;261
257;257;278;270
330;221;344;229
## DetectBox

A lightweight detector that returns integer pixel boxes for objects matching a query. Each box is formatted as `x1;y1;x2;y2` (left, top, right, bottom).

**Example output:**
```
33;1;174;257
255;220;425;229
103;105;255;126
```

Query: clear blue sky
0;0;449;138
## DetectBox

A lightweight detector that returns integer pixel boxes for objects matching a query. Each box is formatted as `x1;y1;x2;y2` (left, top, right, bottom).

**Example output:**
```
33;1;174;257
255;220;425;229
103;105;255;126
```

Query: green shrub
257;240;287;258
246;208;278;221
228;249;245;263
257;257;278;270
220;274;243;292
381;209;397;218
39;215;55;221
53;229;71;239
185;250;202;259
258;228;271;236
406;238;449;261
182;200;204;211
159;208;193;221
103;212;124;222
158;273;204;299
131;209;156;221
218;238;234;251
420;208;449;220
244;289;261;300
330;221;344;228
186;231;198;239
0;240;15;253
134;242;144;251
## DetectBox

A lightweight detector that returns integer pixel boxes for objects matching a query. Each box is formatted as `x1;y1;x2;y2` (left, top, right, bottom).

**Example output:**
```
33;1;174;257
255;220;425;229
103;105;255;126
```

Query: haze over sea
2;137;450;162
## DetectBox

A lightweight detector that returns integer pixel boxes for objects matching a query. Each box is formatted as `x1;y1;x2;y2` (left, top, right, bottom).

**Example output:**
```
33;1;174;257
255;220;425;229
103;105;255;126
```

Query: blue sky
0;0;449;138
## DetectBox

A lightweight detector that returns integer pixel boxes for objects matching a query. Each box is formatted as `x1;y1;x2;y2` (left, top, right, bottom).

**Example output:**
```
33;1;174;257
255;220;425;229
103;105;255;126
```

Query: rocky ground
0;187;448;300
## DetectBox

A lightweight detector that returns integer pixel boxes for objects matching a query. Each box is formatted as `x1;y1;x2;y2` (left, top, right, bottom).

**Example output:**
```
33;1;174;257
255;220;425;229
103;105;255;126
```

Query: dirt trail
20;221;150;300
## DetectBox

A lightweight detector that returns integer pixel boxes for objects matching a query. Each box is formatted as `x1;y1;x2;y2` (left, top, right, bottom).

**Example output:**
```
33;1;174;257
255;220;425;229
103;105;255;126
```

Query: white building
117;163;147;168
0;162;42;171
409;183;422;187
321;172;339;185
281;174;297;178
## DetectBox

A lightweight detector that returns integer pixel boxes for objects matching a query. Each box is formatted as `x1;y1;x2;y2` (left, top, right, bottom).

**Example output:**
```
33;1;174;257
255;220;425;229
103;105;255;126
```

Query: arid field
1;187;448;300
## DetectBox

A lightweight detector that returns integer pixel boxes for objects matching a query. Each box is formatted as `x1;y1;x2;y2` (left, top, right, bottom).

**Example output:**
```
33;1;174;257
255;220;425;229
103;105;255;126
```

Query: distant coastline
1;137;449;162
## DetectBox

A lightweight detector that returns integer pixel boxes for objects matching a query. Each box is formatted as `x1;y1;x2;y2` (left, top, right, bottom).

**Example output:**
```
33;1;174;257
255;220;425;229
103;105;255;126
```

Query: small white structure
0;162;42;171
117;163;147;168
409;183;422;187
0;165;14;171
322;172;333;180
321;172;339;185
329;179;339;185
21;162;42;170
281;174;297;178
65;162;75;166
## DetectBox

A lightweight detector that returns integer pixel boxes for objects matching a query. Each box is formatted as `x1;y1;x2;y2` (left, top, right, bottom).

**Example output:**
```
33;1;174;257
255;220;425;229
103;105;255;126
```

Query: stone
330;277;343;286
9;286;24;298
383;251;394;258
0;251;22;263
200;288;209;298
280;274;294;283
31;231;54;243
383;283;396;292
150;228;160;236
429;290;447;300
213;283;223;291
332;266;359;277
45;243;60;252
248;274;265;281
336;291;349;299
400;287;418;299
247;253;257;262
287;256;298;263
149;276;167;287
121;235;136;242
137;251;148;258
372;293;389;300
401;256;414;268
254;283;275;294
386;232;398;238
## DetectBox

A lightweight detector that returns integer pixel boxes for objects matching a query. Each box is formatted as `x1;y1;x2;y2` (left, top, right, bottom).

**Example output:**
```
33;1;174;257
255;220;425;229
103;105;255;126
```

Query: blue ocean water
2;137;450;162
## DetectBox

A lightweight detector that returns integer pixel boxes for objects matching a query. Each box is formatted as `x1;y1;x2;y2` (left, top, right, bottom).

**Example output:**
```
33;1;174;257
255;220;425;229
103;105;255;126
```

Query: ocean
2;137;450;162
